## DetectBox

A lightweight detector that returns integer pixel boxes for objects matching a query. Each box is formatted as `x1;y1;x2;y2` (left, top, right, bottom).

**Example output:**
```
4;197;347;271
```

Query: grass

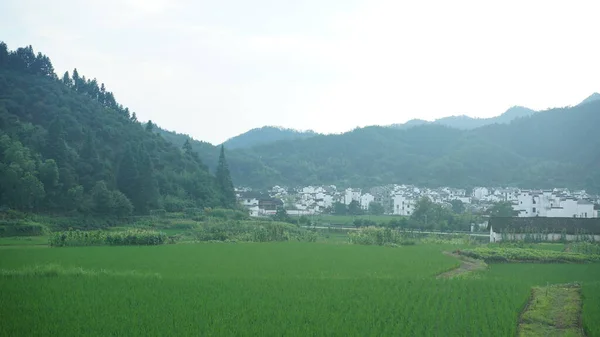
1;243;600;336
518;283;584;337
0;236;48;246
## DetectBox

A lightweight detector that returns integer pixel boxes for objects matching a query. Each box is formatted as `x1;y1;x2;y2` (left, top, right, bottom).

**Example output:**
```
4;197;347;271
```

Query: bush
190;220;316;243
457;247;600;263
569;242;600;255
349;227;415;246
49;229;167;247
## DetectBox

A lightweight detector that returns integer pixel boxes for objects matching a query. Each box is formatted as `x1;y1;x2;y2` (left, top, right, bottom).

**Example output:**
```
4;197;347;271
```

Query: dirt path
436;251;487;279
517;283;586;337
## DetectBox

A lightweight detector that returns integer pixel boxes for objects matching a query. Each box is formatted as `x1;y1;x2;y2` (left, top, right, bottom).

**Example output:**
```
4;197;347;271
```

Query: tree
45;117;68;166
62;71;71;87
0;42;8;68
369;201;385;215
215;145;236;207
488;201;516;217
273;206;291;223
450;199;465;214
91;181;113;215
348;200;362;215
111;190;133;217
145;120;154;132
332;201;347;215
117;145;139;207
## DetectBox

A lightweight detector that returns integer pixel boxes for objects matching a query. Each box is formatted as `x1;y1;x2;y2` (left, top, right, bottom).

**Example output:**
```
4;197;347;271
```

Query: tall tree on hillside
145;120;154;132
117;145;139;208
62;71;71;87
135;144;160;212
45;117;68;166
0;42;9;68
72;68;80;91
216;145;236;207
78;132;103;191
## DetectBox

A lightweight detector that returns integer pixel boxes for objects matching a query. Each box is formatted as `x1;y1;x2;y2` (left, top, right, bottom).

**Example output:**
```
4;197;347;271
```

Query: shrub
457;247;600;263
349;227;415;246
49;229;167;247
190;220;316;243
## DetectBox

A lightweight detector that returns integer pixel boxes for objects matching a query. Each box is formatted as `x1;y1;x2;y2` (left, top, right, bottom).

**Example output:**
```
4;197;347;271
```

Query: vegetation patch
0;264;161;278
436;252;487;279
190;220;317;243
517;283;585;337
457;247;600;264
348;227;416;246
49;229;167;247
0;220;48;237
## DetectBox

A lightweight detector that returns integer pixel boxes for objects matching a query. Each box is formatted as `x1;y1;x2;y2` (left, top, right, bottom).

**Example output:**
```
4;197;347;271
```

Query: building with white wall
360;193;375;210
392;195;416;216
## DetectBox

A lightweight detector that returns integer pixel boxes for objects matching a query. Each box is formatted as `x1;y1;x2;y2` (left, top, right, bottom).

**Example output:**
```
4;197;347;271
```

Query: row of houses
236;185;599;218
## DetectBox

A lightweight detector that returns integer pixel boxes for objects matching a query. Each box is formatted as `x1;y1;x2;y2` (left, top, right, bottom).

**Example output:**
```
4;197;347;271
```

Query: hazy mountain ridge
221;126;319;149
390;106;536;130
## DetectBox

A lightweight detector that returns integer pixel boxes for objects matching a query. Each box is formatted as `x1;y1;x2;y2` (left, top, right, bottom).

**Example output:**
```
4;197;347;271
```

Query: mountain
222;126;319;149
578;92;600;106
167;100;600;193
0;42;232;217
390;106;536;130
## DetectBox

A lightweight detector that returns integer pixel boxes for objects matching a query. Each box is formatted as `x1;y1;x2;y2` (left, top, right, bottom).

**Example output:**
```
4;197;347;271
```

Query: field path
517;283;586;336
436;251;487;279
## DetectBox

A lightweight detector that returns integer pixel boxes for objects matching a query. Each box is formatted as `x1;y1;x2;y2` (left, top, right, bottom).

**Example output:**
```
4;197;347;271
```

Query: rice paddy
1;243;599;336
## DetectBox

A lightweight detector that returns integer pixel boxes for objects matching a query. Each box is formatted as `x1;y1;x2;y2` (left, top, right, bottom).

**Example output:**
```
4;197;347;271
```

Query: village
236;184;600;219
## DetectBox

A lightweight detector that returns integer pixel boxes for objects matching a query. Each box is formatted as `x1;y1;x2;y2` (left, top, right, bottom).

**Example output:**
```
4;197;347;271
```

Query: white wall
360;193;374;210
393;195;415;216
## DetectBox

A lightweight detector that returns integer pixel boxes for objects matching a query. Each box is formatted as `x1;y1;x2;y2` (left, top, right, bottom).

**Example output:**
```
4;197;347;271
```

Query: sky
1;0;599;144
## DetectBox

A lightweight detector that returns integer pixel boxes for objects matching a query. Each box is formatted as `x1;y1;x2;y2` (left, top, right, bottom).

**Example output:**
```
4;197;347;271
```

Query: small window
533;207;536;213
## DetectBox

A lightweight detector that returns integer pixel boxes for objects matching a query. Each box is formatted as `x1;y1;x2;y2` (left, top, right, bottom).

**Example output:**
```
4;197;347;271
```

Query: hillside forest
0;43;237;217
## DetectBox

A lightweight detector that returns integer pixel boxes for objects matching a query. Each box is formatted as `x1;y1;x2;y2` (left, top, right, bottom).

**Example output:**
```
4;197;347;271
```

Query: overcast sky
1;0;599;144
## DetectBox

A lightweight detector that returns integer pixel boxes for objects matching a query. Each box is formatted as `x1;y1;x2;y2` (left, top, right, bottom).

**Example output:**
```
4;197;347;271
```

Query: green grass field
1;243;599;336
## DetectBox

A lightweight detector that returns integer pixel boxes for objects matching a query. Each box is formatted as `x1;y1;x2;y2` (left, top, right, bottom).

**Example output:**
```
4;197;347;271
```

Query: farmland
2;242;600;336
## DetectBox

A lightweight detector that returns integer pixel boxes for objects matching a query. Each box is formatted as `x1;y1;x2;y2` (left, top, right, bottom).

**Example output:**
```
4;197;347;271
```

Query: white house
392;195;416;216
360;193;375;210
513;190;597;218
472;187;489;200
344;188;361;205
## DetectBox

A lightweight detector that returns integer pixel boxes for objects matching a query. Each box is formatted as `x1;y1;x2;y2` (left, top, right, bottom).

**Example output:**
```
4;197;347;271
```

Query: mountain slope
391;106;536;130
0;42;228;216
162;101;600;192
222;126;318;149
578;92;600;106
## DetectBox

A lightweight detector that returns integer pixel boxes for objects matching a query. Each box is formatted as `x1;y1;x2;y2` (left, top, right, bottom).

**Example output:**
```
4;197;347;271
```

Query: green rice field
1;243;599;336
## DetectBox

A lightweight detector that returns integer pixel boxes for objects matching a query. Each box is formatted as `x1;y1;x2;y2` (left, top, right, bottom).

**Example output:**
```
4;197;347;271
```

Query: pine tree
0;42;9;68
62;71;72;87
215;145;236;207
116;145;139;208
72;68;80;91
135;144;160;213
145;120;154;132
78;132;103;191
45;117;68;166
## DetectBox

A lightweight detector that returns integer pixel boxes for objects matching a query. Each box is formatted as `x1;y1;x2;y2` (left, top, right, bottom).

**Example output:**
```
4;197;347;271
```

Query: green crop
1;243;599;336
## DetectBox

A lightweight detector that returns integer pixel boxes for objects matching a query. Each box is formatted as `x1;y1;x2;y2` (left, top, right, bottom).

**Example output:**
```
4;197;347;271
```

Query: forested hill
390;106;536;130
164;101;600;192
222;126;318;149
0;43;236;216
